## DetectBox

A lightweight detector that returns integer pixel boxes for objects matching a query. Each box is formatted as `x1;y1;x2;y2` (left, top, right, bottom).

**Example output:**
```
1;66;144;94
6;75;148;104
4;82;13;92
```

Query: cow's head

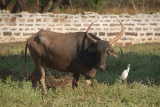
86;20;124;70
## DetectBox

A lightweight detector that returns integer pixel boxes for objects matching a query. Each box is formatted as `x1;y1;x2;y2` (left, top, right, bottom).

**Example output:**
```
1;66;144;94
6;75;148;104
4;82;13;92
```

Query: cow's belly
44;48;76;73
45;59;73;73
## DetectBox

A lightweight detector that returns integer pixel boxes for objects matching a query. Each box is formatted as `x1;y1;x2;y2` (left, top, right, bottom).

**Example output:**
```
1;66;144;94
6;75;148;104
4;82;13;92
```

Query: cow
25;20;124;92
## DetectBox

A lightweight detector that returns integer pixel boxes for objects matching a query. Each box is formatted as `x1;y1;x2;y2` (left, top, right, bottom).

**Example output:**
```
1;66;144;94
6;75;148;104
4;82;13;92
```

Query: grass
0;42;160;106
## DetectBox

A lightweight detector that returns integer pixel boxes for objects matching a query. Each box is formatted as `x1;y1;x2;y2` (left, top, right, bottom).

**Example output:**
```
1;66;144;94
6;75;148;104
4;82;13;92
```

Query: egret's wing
120;70;127;80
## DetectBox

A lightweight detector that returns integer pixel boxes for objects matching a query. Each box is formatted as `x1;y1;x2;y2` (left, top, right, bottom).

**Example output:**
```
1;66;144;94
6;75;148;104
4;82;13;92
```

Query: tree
0;0;11;10
12;0;27;13
49;0;63;12
36;0;39;12
40;0;63;13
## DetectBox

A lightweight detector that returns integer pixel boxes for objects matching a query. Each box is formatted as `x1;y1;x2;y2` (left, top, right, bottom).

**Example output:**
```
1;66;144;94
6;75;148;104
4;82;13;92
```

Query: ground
0;42;160;106
0;68;73;88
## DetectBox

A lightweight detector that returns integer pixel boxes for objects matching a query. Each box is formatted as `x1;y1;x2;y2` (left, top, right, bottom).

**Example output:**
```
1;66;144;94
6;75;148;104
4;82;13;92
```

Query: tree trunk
0;1;5;9
142;0;147;13
49;0;63;12
0;0;11;10
36;0;39;12
18;0;27;11
117;1;122;11
11;0;27;13
12;1;19;13
41;0;53;12
131;0;138;14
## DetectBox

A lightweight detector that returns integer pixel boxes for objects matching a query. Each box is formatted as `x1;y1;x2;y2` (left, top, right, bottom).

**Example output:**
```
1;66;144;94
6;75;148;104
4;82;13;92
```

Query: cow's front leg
84;68;96;86
85;76;91;86
72;72;80;88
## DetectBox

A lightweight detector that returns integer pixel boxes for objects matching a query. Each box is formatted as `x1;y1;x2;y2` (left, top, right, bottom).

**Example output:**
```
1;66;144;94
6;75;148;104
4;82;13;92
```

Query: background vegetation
0;0;160;14
0;42;160;106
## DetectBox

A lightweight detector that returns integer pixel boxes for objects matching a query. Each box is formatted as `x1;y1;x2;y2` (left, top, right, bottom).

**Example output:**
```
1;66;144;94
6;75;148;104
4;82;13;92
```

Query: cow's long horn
109;20;125;45
86;22;97;43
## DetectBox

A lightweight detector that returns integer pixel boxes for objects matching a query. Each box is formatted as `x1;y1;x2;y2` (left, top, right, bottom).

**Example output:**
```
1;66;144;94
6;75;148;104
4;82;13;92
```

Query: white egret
120;64;130;82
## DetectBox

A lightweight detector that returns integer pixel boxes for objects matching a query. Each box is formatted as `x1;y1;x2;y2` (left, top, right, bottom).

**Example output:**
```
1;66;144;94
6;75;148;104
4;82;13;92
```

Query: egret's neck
127;67;130;72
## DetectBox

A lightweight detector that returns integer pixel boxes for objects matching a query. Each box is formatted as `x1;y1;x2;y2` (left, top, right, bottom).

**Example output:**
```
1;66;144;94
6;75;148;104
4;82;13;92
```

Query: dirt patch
0;68;72;88
0;68;12;80
46;74;72;88
0;68;25;81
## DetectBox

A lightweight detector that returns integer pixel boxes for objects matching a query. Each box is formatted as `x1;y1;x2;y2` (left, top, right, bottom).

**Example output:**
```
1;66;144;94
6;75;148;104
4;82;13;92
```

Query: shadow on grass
0;51;160;87
95;52;160;86
0;54;73;88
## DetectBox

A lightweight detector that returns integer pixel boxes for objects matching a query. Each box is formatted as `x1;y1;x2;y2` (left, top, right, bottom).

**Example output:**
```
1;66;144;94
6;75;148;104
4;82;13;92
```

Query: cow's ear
88;47;96;52
108;48;119;58
109;51;119;58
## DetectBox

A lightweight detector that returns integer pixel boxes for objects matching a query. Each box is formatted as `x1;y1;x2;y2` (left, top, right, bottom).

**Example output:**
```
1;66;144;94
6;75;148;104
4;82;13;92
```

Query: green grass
0;42;160;106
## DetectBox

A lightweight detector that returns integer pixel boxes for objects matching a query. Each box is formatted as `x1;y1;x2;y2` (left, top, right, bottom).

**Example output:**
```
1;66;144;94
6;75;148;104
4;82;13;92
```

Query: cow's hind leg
31;68;40;89
39;66;47;92
31;65;46;92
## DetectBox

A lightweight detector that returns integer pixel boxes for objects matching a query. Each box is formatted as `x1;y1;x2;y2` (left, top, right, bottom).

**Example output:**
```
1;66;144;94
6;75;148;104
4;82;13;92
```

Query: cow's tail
25;43;31;80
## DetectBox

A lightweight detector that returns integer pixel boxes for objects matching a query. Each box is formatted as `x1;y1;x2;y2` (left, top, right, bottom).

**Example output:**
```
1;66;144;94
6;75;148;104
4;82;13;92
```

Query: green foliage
0;42;160;106
1;0;160;13
0;78;160;106
0;79;43;107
